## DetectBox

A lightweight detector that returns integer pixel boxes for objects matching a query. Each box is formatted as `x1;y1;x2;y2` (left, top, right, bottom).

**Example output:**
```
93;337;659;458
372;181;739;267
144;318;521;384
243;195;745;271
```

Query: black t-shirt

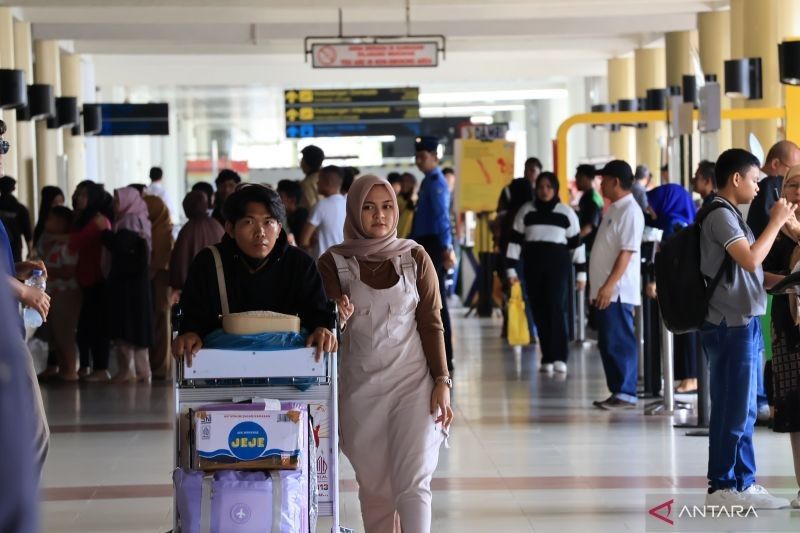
0;195;32;263
577;190;602;252
286;207;309;239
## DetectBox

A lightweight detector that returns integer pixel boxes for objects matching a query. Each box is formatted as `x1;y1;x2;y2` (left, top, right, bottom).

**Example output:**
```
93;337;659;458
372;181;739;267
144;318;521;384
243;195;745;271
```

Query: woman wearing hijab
763;164;800;508
645;183;699;393
103;187;153;383
506;172;585;374
32;185;64;251
646;183;696;239
317;175;452;533
144;195;173;380
169;191;224;300
69;181;113;381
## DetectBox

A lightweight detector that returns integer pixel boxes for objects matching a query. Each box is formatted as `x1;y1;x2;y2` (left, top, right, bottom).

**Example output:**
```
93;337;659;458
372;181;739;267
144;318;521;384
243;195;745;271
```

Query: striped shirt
506;201;586;280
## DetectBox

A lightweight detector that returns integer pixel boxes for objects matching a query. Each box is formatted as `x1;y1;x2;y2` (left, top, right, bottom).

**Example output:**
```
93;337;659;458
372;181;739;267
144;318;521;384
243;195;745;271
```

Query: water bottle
23;269;46;328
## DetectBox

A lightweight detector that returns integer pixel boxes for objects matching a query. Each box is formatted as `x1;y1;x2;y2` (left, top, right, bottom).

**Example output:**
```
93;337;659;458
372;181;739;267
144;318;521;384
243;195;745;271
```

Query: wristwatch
435;376;453;389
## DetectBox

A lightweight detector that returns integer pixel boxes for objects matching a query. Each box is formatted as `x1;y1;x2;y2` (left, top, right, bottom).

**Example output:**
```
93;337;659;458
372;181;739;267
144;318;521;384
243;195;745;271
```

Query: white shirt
146;181;177;222
588;193;644;306
308;194;346;260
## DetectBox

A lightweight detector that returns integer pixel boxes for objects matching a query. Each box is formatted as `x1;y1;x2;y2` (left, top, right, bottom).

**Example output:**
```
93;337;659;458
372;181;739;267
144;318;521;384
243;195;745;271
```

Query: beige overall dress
333;251;444;533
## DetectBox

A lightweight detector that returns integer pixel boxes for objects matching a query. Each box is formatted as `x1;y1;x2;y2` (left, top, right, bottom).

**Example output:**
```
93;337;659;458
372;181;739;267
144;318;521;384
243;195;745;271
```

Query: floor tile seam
450;403;507;485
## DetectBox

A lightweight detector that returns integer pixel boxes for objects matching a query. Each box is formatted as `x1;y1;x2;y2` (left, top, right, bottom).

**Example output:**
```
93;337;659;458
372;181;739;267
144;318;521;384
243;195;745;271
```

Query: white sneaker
740;485;791;509
540;363;554;373
553;361;568;374
705;488;746;507
791;490;800;509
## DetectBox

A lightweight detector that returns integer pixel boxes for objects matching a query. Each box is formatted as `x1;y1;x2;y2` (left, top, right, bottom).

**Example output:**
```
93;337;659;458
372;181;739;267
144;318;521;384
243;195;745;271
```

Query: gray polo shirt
700;197;765;326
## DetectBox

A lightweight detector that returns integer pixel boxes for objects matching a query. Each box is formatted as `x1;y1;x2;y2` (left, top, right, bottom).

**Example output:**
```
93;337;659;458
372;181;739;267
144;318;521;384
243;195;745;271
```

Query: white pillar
13;20;36;214
34;40;62;187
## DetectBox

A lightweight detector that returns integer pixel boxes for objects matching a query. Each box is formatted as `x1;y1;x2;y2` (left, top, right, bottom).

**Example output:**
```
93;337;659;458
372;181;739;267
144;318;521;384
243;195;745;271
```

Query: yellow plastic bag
507;281;531;346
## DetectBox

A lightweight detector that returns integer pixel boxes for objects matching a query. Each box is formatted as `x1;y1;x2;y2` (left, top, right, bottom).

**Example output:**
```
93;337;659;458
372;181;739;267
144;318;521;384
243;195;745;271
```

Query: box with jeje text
193;409;305;471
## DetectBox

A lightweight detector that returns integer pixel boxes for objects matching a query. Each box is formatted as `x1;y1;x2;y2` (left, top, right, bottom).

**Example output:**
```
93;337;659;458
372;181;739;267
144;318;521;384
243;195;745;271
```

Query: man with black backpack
698;149;796;510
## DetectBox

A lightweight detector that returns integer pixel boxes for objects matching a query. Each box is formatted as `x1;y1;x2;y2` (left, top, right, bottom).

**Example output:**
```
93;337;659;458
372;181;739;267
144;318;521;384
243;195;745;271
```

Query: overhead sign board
311;42;439;69
284;87;420;138
285;88;419;105
96;103;169;136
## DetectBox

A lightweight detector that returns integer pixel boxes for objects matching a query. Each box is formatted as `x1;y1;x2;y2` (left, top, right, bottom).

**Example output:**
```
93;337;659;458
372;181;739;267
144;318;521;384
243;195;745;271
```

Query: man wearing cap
589;160;644;410
299;144;325;210
411;136;456;372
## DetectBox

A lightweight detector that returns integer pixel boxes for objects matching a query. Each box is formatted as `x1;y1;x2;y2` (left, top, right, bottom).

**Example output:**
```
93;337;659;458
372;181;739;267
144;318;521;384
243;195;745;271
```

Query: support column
607;56;636;164
742;0;780;150
13;20;36;214
665;31;695;88
34;40;62;188
730;0;747;149
0;8;18;184
666;30;697;186
61;53;84;193
698;10;733;153
779;0;800;143
635;47;666;182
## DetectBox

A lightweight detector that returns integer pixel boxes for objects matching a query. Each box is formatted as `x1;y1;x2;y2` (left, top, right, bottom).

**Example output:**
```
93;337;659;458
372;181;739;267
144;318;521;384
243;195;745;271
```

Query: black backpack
655;201;743;334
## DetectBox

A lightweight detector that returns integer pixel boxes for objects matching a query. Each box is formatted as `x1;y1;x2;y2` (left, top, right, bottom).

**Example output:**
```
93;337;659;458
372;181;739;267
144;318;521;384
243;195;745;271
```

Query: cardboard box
309;402;332;505
193;409;305;471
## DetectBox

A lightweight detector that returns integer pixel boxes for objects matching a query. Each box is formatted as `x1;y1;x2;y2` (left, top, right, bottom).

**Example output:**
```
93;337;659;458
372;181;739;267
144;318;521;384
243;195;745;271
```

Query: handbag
507;281;531;346
208;246;301;334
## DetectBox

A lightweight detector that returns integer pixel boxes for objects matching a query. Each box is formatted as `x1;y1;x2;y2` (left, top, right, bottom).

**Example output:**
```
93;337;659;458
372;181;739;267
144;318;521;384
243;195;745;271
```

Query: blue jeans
596;302;638;403
701;319;759;492
756;332;767;409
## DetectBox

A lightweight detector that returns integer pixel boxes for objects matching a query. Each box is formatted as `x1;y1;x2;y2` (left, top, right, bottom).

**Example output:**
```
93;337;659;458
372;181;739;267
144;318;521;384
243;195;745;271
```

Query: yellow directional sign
299;107;314;121
285;108;299;122
285;90;298;104
299;90;314;103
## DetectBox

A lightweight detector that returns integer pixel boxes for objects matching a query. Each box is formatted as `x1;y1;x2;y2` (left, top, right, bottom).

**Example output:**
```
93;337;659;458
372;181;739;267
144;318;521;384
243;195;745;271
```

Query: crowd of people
5;106;800;526
1;133;457;531
493;140;800;510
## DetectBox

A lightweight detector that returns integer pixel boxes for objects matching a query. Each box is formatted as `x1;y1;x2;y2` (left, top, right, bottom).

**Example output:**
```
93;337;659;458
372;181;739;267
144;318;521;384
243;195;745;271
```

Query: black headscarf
533;171;560;212
33;185;64;246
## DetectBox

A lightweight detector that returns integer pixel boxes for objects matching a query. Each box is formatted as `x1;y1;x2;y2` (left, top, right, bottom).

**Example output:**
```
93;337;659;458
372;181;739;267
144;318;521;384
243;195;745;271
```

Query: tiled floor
38;307;800;532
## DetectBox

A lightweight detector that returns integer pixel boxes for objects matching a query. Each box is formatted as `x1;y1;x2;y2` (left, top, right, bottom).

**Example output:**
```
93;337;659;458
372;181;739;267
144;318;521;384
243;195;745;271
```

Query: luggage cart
173;346;347;532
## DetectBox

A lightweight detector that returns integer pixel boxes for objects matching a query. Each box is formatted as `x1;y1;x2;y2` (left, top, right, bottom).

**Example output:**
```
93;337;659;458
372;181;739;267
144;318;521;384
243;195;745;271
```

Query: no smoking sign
315;45;338;67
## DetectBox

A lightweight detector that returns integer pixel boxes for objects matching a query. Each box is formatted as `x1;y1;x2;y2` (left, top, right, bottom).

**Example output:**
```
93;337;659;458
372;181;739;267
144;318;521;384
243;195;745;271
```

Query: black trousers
415;235;454;372
77;282;110;371
524;248;570;364
673;331;699;381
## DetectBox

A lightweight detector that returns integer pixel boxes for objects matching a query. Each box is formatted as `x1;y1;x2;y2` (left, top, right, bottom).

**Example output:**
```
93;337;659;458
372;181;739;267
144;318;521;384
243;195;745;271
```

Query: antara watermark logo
678;504;758;519
643;494;795;532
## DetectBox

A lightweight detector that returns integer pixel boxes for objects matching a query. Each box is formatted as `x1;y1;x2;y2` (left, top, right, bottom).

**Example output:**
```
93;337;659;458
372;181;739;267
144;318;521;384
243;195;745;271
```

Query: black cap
300;145;325;169
597;160;634;187
415;135;439;153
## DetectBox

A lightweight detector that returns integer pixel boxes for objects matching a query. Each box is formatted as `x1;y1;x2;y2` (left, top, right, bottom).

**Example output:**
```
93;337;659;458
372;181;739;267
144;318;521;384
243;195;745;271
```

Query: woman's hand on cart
172;332;203;368
337;295;355;329
431;381;454;430
306;327;337;362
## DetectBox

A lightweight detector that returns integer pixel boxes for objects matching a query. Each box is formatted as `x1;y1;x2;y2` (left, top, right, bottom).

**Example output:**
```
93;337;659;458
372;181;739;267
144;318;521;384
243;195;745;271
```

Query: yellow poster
455;139;515;212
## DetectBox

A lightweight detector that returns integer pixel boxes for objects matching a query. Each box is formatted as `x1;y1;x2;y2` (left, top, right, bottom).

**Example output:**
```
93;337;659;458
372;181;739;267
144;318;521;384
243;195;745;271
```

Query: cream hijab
781;165;800;242
327;174;417;261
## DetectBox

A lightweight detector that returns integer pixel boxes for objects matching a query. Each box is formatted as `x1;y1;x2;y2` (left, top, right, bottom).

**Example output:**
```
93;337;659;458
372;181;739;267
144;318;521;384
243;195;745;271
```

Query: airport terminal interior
3;0;800;532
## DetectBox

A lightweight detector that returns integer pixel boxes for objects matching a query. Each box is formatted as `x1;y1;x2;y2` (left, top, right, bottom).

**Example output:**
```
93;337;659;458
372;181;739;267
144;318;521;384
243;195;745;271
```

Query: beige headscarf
781;164;800;242
144;195;174;277
327;174;417;261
